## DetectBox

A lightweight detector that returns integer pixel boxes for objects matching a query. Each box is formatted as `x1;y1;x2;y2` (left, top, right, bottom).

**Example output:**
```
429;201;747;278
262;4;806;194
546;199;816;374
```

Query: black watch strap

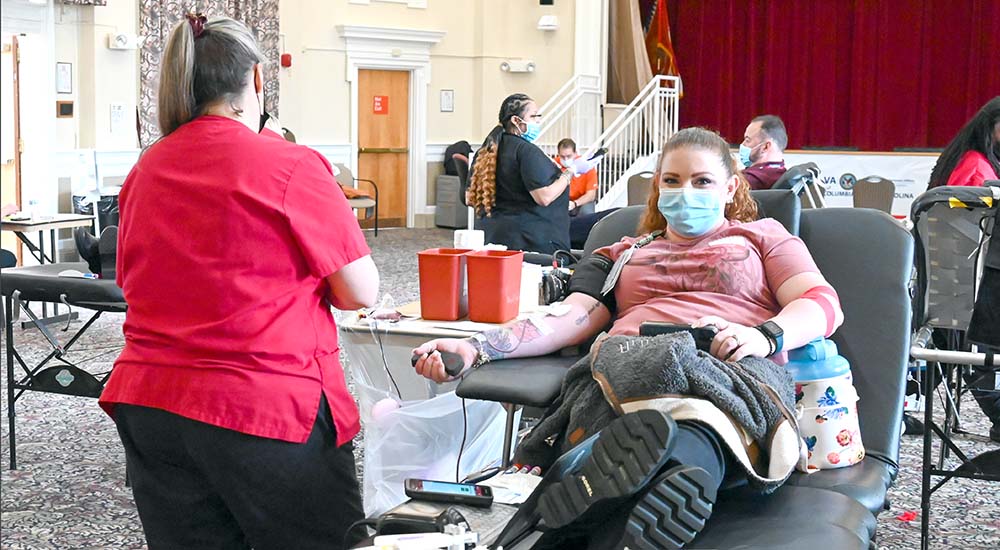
754;320;784;354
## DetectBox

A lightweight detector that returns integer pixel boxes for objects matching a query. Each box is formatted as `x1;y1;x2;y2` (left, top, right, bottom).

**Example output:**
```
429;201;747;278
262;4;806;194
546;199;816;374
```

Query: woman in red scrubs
99;15;379;550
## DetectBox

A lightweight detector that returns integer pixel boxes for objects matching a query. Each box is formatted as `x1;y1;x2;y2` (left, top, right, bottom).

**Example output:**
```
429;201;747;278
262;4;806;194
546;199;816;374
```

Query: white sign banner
784;151;940;218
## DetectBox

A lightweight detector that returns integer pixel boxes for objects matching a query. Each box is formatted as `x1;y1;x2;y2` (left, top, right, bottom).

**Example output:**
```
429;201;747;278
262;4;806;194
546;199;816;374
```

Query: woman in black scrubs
468;94;591;254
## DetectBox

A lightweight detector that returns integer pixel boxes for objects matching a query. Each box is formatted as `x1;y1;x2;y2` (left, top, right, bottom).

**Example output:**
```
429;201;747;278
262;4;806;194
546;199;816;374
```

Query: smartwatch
754;320;784;355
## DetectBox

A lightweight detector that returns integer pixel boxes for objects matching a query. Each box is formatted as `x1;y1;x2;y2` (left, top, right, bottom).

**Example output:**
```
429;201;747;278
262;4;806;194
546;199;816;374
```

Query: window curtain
138;1;280;147
607;0;653;104
664;0;1000;150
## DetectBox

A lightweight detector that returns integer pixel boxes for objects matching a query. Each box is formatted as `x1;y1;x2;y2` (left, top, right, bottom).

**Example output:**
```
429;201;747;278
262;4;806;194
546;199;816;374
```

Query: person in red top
928;96;1000;188
99;15;379;550
554;138;599;216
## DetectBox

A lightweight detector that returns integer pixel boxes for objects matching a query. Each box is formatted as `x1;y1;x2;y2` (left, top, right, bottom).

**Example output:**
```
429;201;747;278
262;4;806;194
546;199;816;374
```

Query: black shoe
991;423;1000;444
74;228;101;274
537;409;678;531
617;464;717;549
903;413;925;436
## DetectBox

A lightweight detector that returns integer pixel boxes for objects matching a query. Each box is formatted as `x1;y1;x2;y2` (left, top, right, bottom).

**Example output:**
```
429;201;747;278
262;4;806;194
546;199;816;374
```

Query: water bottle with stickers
785;338;866;470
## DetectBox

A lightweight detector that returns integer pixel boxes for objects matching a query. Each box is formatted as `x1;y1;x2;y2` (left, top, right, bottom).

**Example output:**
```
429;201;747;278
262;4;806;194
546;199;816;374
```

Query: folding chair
3;262;126;469
908;184;1000;550
335;163;380;236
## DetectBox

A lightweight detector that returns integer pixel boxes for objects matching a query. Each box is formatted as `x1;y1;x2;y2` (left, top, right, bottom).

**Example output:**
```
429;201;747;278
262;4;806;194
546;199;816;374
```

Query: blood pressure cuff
568;253;617;313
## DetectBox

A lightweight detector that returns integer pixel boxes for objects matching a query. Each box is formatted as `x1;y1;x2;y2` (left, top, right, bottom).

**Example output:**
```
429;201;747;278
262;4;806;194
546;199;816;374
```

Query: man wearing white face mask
739;114;788;190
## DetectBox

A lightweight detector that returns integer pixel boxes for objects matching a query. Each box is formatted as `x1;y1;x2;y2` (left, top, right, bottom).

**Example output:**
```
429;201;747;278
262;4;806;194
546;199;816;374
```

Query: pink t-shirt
594;218;819;336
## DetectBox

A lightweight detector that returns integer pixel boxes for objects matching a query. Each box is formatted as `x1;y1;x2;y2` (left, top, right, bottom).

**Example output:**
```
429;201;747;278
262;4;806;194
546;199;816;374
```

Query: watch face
762;320;784;337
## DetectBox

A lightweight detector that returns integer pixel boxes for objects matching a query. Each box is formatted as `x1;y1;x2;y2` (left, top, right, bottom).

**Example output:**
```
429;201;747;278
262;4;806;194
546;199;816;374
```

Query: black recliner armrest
456;354;579;407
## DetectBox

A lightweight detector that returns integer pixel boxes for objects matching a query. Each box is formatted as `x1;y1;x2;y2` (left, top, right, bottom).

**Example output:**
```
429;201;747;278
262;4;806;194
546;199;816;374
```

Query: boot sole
619;465;717;550
538;409;677;530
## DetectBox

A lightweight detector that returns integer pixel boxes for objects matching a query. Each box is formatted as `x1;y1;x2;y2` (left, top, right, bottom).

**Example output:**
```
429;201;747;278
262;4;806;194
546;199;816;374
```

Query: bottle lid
785;338;850;381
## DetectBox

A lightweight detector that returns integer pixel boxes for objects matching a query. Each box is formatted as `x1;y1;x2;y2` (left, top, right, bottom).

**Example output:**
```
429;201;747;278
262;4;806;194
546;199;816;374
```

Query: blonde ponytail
156;16;264;137
157;20;197;136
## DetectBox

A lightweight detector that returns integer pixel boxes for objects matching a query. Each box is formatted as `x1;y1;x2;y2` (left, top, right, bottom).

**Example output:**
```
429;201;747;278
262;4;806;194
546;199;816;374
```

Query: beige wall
54;2;139;151
279;0;577;145
49;0;578;149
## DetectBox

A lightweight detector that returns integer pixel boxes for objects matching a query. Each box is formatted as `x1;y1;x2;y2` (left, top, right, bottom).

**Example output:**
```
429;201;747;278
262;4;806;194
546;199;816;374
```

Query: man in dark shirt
739;115;788;190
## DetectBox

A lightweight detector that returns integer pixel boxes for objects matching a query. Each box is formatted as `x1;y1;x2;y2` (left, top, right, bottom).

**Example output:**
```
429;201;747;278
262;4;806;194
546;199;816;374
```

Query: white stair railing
533;74;603;157
586;75;681;210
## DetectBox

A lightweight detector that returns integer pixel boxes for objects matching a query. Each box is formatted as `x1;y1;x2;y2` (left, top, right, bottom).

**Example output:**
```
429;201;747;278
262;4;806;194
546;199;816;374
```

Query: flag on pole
640;0;682;94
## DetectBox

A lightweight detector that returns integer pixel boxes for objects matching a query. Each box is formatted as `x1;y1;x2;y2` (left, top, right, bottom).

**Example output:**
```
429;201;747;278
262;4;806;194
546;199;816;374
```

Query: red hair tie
186;13;207;39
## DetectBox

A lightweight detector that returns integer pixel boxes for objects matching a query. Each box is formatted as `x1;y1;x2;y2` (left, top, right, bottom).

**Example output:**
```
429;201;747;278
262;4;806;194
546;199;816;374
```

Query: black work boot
537;409;679;531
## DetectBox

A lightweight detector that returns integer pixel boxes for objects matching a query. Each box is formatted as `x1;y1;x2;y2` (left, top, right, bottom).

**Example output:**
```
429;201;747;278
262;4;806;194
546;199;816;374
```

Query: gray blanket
515;332;797;492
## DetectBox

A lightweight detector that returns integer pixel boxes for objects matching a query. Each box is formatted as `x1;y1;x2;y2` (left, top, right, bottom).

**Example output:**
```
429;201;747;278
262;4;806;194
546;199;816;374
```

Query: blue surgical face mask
738;143;755;168
522;121;542;143
657;188;726;238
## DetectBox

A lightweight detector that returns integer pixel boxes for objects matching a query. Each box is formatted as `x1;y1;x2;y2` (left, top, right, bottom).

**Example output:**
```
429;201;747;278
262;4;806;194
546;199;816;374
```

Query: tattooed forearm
574;300;604;326
479;319;545;359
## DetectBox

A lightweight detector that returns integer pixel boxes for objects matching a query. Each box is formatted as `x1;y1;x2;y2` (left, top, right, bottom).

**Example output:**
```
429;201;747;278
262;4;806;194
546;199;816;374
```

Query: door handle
359;147;409;154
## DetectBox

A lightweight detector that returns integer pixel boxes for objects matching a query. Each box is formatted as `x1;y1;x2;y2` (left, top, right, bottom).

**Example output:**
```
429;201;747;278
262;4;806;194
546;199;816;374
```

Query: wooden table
2;213;96;324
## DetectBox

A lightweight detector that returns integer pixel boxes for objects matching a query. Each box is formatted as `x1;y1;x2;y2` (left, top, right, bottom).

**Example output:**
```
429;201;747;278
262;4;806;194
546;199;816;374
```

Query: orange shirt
555;155;599;201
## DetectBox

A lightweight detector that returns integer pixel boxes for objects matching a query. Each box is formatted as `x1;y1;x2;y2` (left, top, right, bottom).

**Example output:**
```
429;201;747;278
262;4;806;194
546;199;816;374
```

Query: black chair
459;191;916;548
908;184;1000;550
452;153;470;207
459;189;803;469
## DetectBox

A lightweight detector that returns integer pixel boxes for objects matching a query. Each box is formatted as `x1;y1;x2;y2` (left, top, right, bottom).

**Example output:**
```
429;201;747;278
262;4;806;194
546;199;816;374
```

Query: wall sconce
500;60;536;73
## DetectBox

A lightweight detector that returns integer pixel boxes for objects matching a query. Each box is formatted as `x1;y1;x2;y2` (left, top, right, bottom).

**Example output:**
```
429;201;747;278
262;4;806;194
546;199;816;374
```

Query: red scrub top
100;116;370;445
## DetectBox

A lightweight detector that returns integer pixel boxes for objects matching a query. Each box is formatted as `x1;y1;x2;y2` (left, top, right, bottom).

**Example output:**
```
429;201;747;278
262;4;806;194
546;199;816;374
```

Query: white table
2;213;95;325
339;312;500;402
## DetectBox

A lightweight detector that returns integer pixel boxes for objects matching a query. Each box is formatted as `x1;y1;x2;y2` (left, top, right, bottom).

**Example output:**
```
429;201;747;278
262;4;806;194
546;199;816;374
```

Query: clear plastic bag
341;312;512;516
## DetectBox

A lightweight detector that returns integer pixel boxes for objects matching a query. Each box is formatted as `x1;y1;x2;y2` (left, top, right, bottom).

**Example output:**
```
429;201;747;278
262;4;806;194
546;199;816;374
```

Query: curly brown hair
467;93;534;216
638;127;758;235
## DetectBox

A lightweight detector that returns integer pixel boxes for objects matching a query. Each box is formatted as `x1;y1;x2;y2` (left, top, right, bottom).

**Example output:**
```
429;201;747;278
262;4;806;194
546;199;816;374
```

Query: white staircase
587;75;681;210
533;74;603;157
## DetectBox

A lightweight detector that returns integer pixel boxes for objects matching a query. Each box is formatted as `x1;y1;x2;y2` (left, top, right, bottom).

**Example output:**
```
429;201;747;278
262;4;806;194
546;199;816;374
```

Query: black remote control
410;350;466;377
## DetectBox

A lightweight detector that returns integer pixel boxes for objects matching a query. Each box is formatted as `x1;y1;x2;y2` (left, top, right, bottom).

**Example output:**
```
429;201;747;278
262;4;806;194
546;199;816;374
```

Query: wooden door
1;36;22;263
358;69;409;228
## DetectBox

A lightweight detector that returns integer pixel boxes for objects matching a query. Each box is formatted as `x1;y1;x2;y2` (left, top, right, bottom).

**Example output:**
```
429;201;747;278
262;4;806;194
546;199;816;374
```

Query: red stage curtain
664;0;1000;150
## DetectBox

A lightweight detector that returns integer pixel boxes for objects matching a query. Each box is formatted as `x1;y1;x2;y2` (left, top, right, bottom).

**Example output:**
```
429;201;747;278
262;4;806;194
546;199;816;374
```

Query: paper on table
480;473;543;505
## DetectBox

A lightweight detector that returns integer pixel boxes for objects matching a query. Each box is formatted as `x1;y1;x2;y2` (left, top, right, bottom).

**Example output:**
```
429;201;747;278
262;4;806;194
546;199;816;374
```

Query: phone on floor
588;147;608;161
639;322;718;353
404;478;493;508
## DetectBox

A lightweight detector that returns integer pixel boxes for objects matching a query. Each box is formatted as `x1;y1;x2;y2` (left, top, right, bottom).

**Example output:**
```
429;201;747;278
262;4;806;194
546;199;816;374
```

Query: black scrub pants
113;396;366;550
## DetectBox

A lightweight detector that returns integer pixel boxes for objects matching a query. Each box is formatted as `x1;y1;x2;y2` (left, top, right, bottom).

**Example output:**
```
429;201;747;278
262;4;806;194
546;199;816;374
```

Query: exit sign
373;95;389;115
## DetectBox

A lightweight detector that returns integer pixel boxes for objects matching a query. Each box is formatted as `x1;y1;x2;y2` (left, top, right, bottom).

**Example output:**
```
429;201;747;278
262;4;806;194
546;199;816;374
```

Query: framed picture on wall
440;89;454;113
56;62;72;94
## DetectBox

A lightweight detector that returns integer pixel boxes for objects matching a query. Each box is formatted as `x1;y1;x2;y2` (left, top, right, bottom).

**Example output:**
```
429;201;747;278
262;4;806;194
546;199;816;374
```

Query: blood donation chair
457;191;914;548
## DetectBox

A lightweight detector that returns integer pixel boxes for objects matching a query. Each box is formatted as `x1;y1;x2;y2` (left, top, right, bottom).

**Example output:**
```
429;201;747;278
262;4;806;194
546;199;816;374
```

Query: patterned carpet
2;227;998;549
